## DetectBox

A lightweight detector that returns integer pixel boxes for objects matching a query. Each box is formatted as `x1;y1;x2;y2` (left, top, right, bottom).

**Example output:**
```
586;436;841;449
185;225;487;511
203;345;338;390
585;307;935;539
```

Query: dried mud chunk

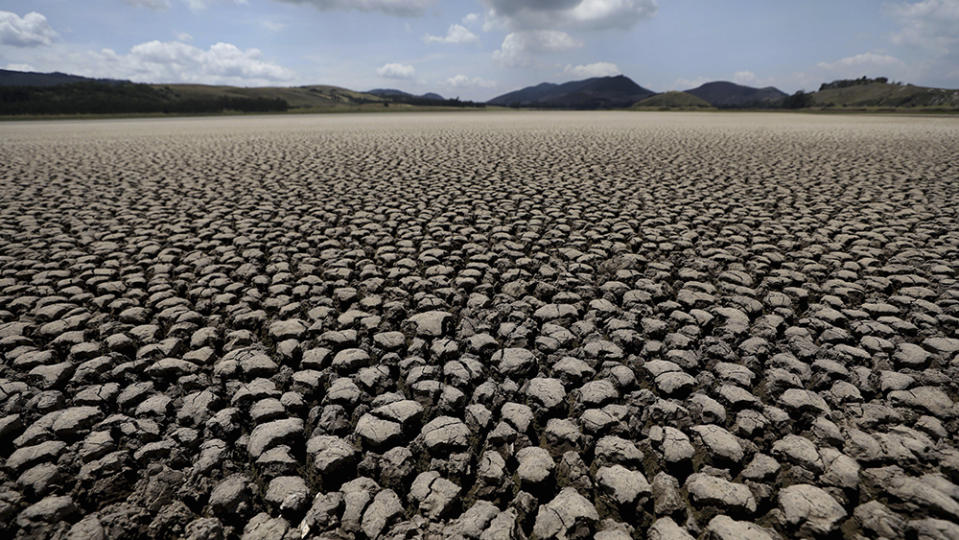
406;311;454;337
265;476;309;515
778;483;847;536
533;487;600;539
361;489;403;539
16;494;77;529
704;515;775;540
684;473;756;515
208;474;252;517
778;388;831;415
247;418;303;458
419;416;470;453
888;386;956;418
648;517;695;540
51;406;103;438
494;348;537;379
241;513;290;540
516;446;555;487
410;471;460;518
853;500;906;538
596;464;650;506
355;414;403;449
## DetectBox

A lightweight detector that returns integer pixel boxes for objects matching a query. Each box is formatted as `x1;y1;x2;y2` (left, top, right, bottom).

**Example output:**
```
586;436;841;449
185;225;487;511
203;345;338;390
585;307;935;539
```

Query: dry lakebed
1;111;958;539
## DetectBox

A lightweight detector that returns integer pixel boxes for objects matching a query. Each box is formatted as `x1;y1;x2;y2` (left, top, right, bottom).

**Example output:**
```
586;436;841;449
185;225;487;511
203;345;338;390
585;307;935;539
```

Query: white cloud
424;24;478;44
817;52;906;71
123;0;172;9
41;41;296;85
813;52;916;86
123;0;247;10
176;32;194;42
376;62;415;79
672;76;709;90
730;70;785;88
185;0;248;10
0;11;57;47
732;70;757;85
462;12;480;25
881;1;959;86
447;74;496;88
885;0;959;55
816;52;906;76
483;0;658;31
274;0;436;16
493;30;582;67
262;21;286;32
5;63;36;72
564;61;620;78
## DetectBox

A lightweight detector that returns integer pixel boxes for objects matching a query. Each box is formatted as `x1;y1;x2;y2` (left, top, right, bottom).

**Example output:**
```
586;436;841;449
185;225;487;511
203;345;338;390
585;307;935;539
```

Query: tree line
0;82;289;115
819;76;890;91
382;95;486;108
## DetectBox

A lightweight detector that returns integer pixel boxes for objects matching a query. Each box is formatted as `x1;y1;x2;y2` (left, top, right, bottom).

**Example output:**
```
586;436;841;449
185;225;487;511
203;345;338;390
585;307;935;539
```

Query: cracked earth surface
0;111;958;539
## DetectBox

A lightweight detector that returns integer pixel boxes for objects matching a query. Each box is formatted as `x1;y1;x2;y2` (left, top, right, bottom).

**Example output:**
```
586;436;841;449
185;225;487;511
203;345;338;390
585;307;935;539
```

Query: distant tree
819;76;890;91
782;90;813;109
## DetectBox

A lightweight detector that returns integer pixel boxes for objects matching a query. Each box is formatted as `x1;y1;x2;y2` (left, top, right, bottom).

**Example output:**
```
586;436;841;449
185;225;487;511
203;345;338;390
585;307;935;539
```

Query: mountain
685;81;786;108
368;88;445;101
488;75;655;109
632;91;712;109
810;81;959;108
0;69;125;87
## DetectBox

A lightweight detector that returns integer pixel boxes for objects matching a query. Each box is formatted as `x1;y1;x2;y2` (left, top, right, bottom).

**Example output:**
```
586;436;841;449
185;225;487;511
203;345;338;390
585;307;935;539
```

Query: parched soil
1;111;958;539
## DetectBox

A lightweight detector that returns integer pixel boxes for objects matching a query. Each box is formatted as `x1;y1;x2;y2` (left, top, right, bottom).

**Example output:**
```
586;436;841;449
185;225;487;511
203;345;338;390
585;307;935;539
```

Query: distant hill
368;88;445;101
632;91;712;109
1;81;291;115
4;67;956;116
368;88;412;98
163;84;386;108
0;69;125;87
819;76;889;91
0;68;484;115
810;81;959;108
488;75;655;109
685;81;786;108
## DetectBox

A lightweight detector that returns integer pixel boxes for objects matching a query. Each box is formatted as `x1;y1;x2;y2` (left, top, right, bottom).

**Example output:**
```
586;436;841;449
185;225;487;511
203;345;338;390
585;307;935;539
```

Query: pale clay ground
1;112;958;539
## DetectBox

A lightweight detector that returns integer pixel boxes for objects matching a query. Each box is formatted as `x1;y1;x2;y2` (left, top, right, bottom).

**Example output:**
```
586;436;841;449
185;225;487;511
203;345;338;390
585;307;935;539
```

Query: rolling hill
488;75;655;109
1;82;291;115
632;91;712;109
368;88;445;101
0;68;489;115
157;84;386;109
0;69;124;87
3;67;957;116
685;81;787;108
810;82;959;108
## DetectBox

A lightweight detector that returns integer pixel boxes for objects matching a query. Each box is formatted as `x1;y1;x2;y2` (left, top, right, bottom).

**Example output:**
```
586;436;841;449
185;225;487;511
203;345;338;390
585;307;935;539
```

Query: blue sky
1;0;957;100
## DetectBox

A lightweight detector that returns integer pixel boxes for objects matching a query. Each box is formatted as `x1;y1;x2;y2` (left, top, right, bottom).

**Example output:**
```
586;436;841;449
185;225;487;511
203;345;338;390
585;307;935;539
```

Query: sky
1;0;957;101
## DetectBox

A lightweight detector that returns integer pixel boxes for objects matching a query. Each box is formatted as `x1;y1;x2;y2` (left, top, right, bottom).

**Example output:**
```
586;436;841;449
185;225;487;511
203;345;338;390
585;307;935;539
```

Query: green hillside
1;79;485;116
154;84;385;109
0;82;289;115
632;91;713;109
811;82;959;108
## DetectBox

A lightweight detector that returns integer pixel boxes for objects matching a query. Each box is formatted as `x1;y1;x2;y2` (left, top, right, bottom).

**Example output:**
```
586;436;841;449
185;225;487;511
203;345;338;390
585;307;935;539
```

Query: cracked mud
1;111;958;539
